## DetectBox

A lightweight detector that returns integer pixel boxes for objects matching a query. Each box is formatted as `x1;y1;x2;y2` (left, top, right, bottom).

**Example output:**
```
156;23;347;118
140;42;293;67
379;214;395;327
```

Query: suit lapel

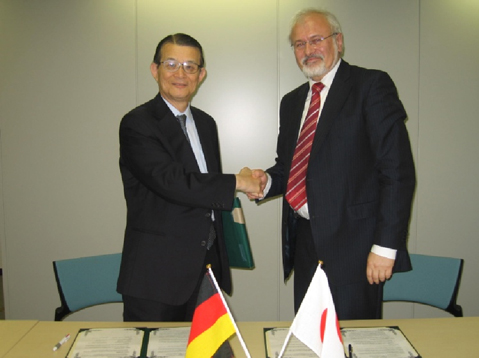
152;95;200;171
311;61;352;157
191;108;218;173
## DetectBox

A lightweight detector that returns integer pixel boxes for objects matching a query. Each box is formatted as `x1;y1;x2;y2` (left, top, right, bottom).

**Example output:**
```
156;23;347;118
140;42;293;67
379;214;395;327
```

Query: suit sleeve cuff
257;172;272;201
371;245;397;259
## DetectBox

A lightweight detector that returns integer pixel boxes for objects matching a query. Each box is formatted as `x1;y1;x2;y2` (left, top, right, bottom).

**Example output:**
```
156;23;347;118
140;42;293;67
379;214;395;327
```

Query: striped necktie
285;82;325;211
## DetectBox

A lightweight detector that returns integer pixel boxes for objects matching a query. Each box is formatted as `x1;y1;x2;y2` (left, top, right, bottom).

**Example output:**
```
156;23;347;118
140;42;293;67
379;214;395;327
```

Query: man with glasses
251;9;415;319
117;33;262;321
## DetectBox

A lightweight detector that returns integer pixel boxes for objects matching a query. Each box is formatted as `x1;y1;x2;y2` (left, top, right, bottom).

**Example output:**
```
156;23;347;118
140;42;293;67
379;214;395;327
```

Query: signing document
265;326;420;358
341;326;420;358
66;327;190;358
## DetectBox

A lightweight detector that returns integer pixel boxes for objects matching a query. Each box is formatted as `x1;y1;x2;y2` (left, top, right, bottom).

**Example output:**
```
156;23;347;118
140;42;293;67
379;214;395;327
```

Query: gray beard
302;60;328;79
301;42;339;79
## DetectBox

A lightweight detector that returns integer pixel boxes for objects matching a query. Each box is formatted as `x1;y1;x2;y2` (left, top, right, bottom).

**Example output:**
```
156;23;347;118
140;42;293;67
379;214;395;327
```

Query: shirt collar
161;96;192;119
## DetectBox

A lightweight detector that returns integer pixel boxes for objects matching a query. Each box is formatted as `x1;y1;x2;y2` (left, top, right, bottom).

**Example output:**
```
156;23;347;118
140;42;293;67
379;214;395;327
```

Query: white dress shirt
162;97;208;174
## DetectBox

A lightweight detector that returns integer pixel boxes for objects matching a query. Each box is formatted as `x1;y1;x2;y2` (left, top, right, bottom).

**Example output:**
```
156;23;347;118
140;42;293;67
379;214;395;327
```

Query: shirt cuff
371;245;397;260
258;172;272;200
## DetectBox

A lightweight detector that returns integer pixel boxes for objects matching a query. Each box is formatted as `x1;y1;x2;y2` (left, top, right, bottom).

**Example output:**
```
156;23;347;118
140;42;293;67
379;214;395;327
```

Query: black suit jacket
117;94;236;305
266;60;416;286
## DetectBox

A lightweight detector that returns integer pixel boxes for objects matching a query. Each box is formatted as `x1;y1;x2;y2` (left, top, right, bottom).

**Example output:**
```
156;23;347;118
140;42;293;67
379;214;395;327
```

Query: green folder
222;197;255;269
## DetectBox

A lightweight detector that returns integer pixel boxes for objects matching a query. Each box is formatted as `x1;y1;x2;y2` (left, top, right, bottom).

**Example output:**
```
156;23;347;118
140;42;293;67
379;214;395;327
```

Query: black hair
152;33;205;67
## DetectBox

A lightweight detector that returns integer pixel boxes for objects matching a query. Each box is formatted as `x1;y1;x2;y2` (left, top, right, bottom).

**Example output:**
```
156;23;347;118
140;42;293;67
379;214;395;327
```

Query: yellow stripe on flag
186;313;235;358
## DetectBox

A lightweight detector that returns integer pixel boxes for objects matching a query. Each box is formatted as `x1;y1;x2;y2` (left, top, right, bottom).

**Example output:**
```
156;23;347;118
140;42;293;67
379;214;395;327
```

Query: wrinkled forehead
160;43;202;63
291;14;332;42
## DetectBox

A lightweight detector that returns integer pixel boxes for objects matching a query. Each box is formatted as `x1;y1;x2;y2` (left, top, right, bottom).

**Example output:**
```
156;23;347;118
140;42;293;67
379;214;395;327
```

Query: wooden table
0;320;37;357
2;317;479;357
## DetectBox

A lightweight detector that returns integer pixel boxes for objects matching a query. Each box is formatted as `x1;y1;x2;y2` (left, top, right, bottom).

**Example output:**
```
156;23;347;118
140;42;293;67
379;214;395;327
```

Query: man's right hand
235;167;264;198
245;169;268;200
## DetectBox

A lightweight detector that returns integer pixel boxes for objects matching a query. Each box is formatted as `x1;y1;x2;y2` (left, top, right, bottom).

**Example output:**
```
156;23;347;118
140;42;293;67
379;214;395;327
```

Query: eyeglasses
292;33;338;51
159;59;202;74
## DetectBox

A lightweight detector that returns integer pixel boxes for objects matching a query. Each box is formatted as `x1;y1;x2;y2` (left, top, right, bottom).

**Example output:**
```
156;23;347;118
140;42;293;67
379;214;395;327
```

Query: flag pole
277;329;293;358
207;266;252;358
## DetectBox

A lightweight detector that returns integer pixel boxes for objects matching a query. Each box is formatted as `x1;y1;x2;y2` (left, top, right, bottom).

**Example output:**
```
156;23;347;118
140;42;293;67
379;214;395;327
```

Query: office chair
383;253;464;317
53;253;123;321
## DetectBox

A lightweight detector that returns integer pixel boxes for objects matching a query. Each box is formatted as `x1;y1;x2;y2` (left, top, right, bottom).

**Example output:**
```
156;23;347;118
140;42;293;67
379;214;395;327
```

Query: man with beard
250;9;415;319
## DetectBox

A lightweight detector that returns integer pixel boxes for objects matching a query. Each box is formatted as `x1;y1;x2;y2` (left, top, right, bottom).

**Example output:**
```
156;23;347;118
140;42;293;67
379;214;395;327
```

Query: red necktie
285;82;325;211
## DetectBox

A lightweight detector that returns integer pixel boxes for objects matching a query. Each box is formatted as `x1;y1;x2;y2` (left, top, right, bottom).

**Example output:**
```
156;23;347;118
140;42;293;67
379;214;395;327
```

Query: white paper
66;328;144;358
265;328;318;357
265;326;419;358
147;327;190;358
341;326;420;358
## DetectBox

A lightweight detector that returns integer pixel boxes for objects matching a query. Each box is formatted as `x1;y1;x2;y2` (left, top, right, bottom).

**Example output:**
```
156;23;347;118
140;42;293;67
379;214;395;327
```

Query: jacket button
201;241;207;246
205;212;211;218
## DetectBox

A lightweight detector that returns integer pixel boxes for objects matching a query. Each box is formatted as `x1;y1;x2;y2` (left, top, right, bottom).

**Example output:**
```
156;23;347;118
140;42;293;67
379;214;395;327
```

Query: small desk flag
278;263;345;357
186;267;251;358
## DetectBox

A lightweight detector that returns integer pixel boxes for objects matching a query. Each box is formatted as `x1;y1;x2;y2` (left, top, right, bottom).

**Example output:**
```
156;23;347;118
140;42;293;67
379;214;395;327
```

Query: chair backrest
383;253;464;317
53;253;123;321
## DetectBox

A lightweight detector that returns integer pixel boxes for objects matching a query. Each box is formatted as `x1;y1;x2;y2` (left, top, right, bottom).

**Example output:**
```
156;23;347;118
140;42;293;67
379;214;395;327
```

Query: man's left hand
366;252;395;284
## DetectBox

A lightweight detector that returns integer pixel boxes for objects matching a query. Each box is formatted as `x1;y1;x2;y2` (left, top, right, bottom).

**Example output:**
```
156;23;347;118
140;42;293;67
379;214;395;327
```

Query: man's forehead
292;15;331;37
161;43;201;60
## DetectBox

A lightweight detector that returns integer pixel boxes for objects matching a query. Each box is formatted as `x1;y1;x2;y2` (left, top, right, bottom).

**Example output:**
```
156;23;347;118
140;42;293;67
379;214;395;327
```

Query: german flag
186;270;236;358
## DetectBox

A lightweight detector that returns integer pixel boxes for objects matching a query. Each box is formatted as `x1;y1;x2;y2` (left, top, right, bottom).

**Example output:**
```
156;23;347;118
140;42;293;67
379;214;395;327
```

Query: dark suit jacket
117;94;236;305
266;60;416;287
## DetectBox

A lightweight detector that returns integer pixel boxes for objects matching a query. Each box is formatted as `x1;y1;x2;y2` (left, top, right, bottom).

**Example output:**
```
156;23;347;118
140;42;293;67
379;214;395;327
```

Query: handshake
235;167;267;200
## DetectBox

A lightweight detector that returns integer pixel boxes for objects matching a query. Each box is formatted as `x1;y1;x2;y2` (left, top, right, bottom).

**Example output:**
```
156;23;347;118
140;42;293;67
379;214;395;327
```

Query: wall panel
0;0;136;320
414;0;479;317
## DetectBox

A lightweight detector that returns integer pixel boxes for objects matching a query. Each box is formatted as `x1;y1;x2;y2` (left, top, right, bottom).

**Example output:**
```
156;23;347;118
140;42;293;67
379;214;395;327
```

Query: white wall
0;0;478;321
410;0;479;318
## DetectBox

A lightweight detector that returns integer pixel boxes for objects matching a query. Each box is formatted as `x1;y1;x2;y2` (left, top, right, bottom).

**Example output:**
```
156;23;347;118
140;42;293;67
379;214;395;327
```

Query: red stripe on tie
286;82;325;211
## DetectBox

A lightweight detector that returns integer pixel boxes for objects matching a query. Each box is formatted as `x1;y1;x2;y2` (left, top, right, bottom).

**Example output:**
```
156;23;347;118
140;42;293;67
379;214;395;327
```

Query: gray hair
289;9;344;54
